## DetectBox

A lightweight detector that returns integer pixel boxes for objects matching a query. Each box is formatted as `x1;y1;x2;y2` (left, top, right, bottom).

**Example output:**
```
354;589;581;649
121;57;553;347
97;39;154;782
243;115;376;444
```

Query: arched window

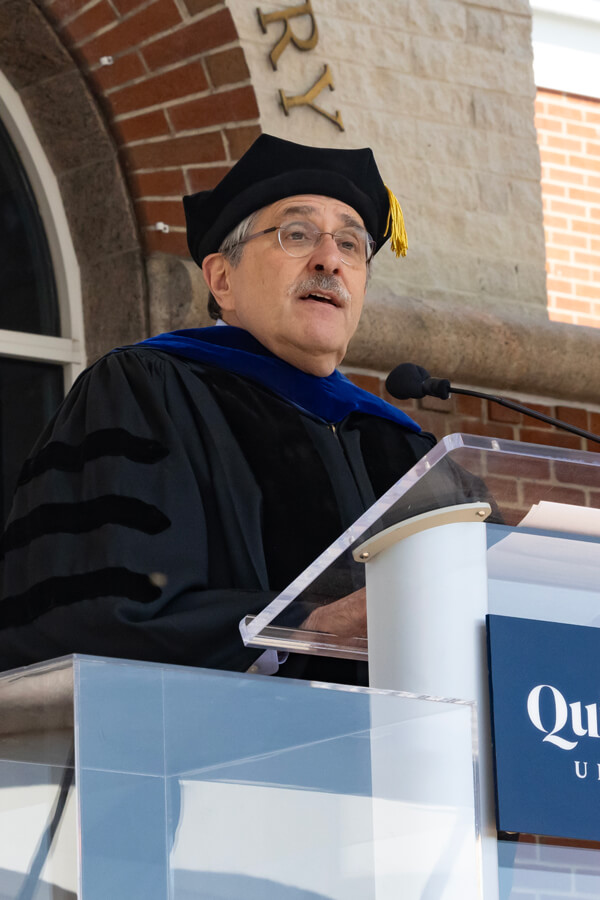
0;73;84;524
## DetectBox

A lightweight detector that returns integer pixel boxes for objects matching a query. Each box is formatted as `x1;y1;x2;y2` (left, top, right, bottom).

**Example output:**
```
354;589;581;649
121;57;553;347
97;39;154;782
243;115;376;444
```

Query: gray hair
207;211;260;320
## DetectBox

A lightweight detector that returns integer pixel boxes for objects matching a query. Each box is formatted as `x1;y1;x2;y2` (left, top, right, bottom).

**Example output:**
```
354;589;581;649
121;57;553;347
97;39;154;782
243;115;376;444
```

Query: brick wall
345;370;600;524
535;88;600;328
9;0;600;436
37;0;260;256
346;371;600;454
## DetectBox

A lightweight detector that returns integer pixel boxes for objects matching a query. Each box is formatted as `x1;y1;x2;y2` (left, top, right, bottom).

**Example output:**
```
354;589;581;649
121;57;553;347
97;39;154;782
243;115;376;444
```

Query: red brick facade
346;372;600;453
9;2;600;460
535;88;600;328
26;3;600;341
39;0;260;256
344;372;600;522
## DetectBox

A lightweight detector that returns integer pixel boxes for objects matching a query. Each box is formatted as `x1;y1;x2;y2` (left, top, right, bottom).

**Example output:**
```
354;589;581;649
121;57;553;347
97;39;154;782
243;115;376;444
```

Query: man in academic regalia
0;134;437;682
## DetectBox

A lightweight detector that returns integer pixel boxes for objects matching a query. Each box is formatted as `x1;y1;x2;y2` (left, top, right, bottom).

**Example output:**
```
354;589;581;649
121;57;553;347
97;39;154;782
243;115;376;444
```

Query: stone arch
0;0;147;362
0;0;262;351
3;0;599;406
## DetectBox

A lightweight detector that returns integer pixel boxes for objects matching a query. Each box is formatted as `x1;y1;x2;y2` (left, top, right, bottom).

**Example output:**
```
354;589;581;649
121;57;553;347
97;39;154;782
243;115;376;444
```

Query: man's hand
299;588;366;637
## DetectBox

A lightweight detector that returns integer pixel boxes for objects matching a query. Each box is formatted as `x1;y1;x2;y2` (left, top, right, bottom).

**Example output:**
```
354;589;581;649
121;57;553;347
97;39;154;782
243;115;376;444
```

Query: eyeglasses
234;220;375;266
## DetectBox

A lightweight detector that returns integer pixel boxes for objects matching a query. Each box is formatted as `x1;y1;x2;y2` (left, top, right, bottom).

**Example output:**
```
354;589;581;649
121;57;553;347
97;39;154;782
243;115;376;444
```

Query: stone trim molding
349;291;600;406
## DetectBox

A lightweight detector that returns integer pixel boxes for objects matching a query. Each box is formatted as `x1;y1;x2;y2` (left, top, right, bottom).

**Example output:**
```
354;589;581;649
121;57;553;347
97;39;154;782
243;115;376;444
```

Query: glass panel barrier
0;655;480;900
0;657;76;899
2;656;600;896
241;433;600;660
161;669;478;900
498;835;600;899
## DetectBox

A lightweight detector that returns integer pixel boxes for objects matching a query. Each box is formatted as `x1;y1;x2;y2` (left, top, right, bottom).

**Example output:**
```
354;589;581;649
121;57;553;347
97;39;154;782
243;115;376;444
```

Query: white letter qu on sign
527;684;578;750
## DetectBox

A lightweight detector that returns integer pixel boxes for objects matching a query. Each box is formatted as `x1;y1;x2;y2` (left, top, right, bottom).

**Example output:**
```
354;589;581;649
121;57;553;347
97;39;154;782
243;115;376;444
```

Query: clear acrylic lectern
241;433;600;900
0;654;479;900
241;433;600;663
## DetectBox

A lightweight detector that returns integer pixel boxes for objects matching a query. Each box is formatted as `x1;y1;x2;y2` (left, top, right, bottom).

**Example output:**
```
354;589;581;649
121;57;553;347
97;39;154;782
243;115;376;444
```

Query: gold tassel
384;184;408;257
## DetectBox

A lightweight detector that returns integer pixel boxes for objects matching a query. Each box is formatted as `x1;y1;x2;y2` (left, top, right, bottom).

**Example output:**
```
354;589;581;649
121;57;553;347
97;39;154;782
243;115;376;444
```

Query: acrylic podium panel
239;433;600;899
241;433;600;659
0;655;480;900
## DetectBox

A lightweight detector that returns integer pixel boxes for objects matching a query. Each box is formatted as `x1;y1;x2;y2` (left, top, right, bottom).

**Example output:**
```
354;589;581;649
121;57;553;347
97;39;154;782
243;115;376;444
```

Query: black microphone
386;363;600;446
386;363;452;401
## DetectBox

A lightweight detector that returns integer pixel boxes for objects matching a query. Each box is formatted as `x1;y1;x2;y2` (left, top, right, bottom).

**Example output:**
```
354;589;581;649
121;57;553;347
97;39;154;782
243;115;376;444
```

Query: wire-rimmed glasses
234;220;375;267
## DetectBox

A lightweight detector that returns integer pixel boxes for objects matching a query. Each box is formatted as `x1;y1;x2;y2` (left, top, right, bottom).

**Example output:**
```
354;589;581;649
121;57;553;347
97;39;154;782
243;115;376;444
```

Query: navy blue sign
487;614;600;841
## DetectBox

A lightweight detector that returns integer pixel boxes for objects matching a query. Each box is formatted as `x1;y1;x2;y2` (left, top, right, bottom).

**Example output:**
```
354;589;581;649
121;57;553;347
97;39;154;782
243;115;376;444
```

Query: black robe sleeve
0;349;276;672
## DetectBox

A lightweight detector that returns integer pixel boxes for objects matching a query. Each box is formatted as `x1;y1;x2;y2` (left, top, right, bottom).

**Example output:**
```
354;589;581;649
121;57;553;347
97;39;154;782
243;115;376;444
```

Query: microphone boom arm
450;387;600;446
385;362;600;447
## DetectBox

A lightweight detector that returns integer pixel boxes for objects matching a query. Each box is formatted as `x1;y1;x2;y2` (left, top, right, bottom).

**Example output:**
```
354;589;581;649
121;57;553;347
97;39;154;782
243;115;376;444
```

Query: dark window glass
0;358;63;525
0;120;64;524
0;117;59;335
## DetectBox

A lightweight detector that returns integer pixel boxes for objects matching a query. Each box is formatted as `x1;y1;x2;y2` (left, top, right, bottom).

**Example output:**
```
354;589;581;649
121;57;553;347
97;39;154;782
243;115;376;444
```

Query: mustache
288;274;351;305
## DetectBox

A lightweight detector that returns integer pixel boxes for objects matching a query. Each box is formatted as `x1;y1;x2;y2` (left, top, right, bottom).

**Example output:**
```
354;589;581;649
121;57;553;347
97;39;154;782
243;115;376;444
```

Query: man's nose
309;233;342;274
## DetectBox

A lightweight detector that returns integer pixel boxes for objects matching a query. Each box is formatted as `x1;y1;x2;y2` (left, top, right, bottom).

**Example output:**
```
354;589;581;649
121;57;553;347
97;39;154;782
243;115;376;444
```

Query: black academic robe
0;347;438;681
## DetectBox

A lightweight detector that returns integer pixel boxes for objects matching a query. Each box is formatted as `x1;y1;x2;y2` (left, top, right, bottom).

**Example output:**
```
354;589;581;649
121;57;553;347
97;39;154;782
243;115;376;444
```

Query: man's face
205;194;369;376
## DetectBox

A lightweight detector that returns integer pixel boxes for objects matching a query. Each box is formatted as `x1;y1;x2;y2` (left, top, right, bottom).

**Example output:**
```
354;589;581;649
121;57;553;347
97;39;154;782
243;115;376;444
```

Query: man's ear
201;253;235;311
